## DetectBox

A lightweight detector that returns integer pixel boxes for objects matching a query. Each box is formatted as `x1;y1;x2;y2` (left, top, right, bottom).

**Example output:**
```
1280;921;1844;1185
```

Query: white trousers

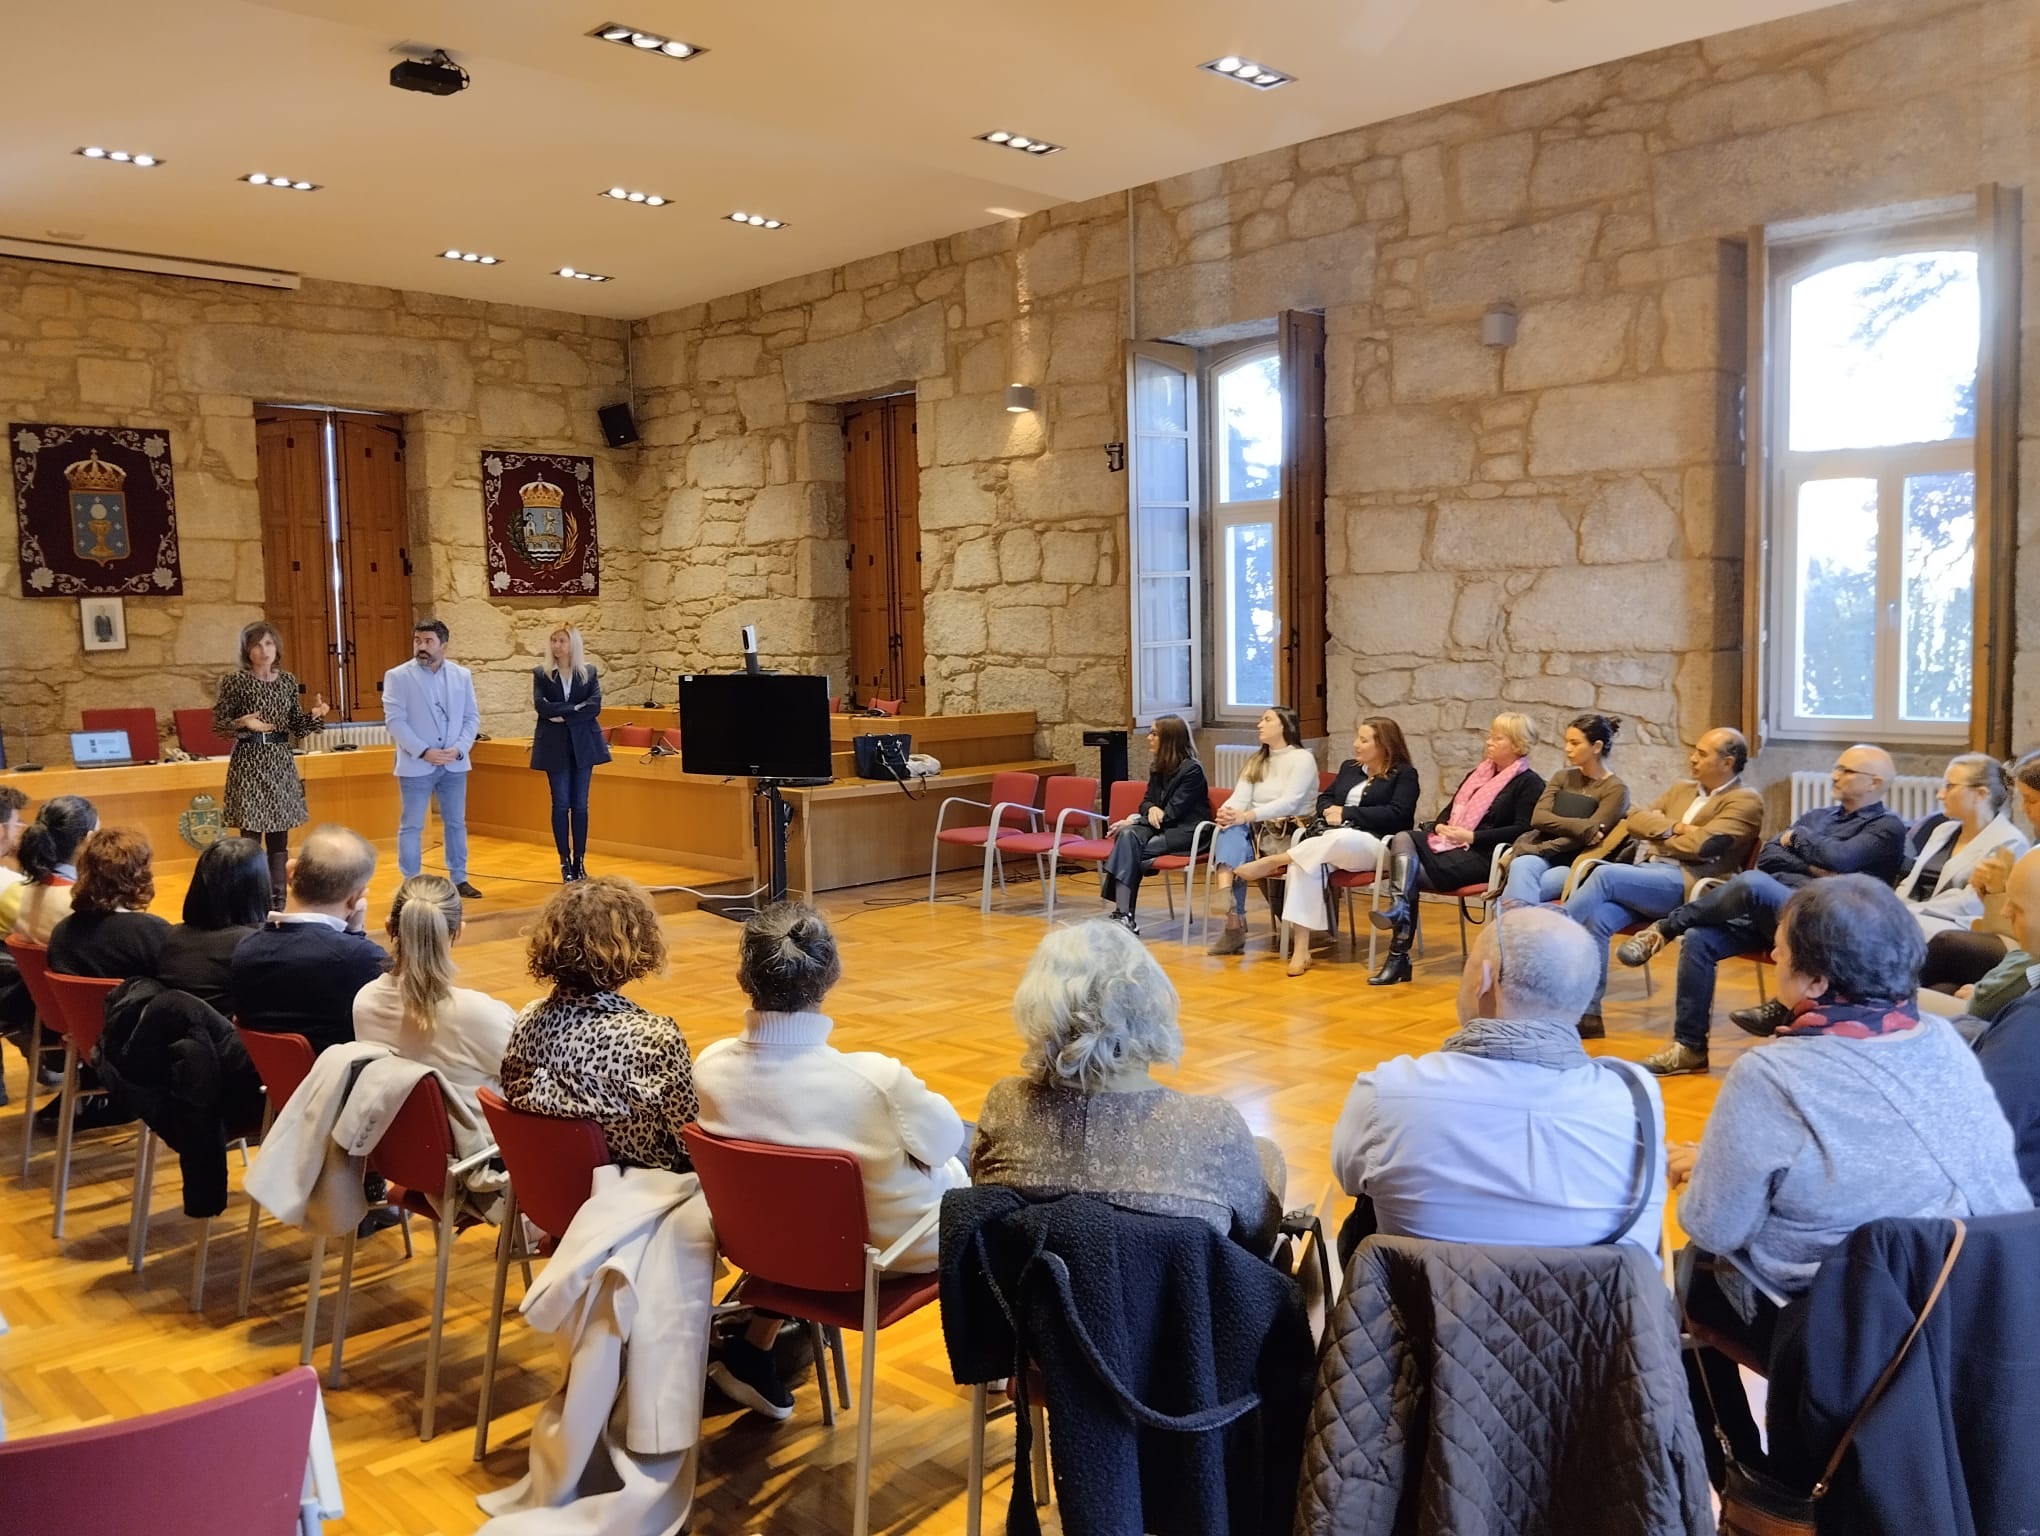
1280;828;1388;933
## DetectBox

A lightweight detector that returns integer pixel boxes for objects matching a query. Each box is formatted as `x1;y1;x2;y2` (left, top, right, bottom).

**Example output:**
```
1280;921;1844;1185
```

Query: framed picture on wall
79;595;127;652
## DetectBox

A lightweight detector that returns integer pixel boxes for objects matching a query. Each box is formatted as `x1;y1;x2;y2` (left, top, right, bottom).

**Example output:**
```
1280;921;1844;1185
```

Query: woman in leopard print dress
213;621;328;901
502;875;699;1170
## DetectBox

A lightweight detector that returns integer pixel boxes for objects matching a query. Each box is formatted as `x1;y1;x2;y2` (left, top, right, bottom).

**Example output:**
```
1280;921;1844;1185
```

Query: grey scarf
1440;1014;1590;1070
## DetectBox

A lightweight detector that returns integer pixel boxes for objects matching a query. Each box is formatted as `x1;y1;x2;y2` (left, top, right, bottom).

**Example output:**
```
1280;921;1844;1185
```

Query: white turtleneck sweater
692;1010;968;1272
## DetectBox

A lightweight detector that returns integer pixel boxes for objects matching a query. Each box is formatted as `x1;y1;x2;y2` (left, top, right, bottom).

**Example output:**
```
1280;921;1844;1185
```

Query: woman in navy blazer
530;626;611;882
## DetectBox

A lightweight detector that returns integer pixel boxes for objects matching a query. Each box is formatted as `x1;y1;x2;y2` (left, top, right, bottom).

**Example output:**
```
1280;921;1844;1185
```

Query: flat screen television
678;673;833;781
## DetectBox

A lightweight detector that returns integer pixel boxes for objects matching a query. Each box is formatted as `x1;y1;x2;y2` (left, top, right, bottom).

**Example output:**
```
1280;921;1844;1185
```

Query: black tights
242;827;289;908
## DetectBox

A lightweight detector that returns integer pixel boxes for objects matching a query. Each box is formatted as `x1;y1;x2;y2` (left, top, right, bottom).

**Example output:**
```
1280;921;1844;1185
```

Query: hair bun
1607;717;1622;737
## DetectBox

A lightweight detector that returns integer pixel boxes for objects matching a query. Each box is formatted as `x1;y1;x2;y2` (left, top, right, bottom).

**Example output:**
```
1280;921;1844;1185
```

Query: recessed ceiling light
1200;56;1295;89
241;172;321;191
589;21;707;60
556;267;614;282
726;210;788;229
78;146;164;166
440;250;501;265
976;130;1063;156
601;186;669;207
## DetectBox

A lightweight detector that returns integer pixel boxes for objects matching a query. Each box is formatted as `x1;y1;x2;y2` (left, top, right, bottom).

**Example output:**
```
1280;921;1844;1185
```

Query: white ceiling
1;0;1842;320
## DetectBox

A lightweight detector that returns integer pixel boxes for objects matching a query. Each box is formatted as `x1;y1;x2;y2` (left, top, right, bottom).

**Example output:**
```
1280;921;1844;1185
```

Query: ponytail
387;875;462;1032
19;795;97;884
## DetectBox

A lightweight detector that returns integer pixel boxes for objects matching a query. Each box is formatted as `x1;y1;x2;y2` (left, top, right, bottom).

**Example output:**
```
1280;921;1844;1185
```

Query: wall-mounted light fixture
1004;384;1038;413
1481;303;1518;347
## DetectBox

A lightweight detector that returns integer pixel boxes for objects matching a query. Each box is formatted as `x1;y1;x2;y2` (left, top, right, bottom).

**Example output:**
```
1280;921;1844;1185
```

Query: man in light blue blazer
383;618;483;898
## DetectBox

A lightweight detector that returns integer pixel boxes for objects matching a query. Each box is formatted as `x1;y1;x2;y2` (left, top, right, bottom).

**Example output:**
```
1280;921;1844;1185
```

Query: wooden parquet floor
0;867;1763;1535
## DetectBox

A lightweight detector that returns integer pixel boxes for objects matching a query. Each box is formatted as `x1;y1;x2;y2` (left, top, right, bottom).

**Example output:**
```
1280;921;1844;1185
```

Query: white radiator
1789;770;1941;823
305;722;392;751
1211;744;1257;789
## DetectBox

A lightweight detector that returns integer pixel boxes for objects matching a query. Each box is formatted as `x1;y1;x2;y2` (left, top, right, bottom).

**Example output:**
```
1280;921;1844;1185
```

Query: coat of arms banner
482;450;599;598
10;422;184;597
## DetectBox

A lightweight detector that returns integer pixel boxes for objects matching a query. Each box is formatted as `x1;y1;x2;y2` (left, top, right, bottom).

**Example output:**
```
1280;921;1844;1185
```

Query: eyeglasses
1832;765;1871;777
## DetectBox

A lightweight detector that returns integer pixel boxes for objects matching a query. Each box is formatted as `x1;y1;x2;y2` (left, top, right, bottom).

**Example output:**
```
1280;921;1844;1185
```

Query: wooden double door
254;407;414;721
843;395;925;713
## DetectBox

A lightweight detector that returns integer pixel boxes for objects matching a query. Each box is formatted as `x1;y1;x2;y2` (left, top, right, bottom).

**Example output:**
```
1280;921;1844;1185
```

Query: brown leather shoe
1576;1011;1605;1040
1207;924;1246;957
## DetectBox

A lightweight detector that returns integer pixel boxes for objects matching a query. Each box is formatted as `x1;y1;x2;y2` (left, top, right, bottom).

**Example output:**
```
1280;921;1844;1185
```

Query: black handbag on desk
853;733;912;781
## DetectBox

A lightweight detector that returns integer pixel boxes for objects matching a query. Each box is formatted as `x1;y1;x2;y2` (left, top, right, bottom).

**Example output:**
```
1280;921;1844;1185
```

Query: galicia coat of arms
10;422;183;597
177;793;226;853
67;451;132;565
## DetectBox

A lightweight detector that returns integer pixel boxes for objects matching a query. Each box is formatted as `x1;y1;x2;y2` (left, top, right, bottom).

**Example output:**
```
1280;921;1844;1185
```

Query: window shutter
1972;182;2020;756
1128;342;1200;723
1278;310;1327;741
1740;229;1770;754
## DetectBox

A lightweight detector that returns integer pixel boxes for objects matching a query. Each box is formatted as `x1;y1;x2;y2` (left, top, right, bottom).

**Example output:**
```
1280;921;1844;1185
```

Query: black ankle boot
571;858;587;881
561;861;575;883
1368;922;1414;986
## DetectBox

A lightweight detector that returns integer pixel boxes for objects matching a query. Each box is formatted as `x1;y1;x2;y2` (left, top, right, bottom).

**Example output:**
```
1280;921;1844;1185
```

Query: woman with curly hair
48;826;169;980
501;875;698;1172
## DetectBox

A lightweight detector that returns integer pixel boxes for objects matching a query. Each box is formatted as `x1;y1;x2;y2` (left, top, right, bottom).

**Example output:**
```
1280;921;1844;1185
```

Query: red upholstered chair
611;723;654;749
0;1365;321;1536
328;1073;498;1440
81;706;161;763
1440;845;1509;957
472;1086;609;1460
681;1124;942;1536
658;727;683;753
42;970;123;1240
1319;769;1337;792
994;776;1098;915
4;935;57;1181
173;707;236;758
867;698;903;716
1043;778;1146;920
234;1027;349;1360
1151;785;1228;947
929;770;1041;913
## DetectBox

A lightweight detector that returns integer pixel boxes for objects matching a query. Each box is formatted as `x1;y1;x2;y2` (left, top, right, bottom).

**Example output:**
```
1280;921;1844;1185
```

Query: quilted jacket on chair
1295;1235;1713;1536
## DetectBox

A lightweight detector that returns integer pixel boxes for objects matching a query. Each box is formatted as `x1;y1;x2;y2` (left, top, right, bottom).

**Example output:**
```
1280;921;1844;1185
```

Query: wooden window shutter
1740;230;1770;754
334;417;412;721
1972;182;2020;756
1279;310;1328;740
254;409;339;705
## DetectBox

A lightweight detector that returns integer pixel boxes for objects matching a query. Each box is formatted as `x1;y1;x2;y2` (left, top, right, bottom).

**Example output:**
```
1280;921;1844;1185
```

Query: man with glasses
383;618;484;899
1564;728;1764;1039
1618;743;1905;1075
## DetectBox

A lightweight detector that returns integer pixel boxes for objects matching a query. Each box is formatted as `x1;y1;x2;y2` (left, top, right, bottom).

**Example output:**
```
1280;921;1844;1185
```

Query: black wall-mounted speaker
598;402;640;447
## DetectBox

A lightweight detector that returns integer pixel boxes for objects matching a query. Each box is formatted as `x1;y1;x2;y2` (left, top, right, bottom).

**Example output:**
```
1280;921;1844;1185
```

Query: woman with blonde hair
530;625;611;883
1368;713;1546;987
352;874;515;1117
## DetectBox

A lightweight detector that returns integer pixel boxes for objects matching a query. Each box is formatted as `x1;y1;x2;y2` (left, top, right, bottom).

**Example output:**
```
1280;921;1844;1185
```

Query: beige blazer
1566;778;1764;899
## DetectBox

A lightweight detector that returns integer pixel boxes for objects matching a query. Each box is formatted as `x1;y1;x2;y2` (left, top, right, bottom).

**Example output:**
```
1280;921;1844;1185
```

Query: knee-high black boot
1368;855;1414;986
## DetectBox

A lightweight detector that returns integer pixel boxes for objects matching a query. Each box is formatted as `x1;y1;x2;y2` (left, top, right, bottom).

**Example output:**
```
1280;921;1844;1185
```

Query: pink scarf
1428;757;1527;853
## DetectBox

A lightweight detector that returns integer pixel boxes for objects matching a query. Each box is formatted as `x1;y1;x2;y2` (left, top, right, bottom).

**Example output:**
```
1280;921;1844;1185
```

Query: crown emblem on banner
518;476;565;509
64;451;127;493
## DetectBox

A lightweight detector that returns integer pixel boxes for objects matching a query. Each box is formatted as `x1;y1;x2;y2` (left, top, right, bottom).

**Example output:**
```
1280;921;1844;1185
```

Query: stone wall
629;0;2037;794
0;258;635;754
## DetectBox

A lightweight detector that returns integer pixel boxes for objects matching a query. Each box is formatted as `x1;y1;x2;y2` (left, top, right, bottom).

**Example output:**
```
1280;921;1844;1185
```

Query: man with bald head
1620;743;1907;1075
1565;728;1763;1038
1974;847;2040;1195
231;823;388;1055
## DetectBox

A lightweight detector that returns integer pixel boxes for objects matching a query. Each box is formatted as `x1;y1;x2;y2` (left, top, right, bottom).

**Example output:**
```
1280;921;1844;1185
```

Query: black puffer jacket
95;978;265;1217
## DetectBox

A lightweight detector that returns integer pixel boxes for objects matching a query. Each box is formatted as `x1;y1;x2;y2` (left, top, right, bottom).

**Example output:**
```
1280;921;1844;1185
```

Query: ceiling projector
390;49;469;96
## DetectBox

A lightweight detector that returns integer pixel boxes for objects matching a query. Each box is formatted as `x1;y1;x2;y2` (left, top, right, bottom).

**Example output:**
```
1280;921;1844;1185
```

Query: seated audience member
5;795;98;945
1616;743;1907;1075
1670;875;2031;1473
502;875;697;1173
231;824;386;1055
48;827;170;979
1893;754;2027;940
352;874;513;1122
1919;749;2040;993
695;902;967;1418
1332;907;1666;1260
1234;715;1419;975
1099;713;1209;934
0;785;27;902
1563;728;1763;1038
154;836;271;1016
1496;714;1629;908
973;920;1285;1251
1368;714;1546;987
0;786;38;1074
1206;706;1319;957
1973;849;2040;1195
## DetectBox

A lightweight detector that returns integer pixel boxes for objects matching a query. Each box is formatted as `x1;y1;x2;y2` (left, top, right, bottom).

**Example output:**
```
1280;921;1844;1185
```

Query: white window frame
1766;220;1980;744
1126;342;1200;726
1204;340;1282;725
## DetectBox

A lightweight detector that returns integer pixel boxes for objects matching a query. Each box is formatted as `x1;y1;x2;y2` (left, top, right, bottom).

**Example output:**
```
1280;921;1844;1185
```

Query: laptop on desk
69;729;135;769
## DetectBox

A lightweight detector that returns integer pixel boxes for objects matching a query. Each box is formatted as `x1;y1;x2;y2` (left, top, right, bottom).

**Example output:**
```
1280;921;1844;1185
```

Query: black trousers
1681;1253;1812;1490
1099;824;1192;912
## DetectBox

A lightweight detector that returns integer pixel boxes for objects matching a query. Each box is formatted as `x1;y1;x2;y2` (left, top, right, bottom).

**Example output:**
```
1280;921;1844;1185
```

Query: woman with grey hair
1671;874;2031;1475
693;901;967;1419
971;919;1286;1251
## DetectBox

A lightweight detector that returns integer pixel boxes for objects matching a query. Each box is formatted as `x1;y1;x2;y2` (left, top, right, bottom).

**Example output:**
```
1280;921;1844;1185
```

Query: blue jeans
1564;860;1689;1009
546;763;595;863
1660;871;1793;1051
398;767;470;883
1212;823;1254;870
1500;855;1568;907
